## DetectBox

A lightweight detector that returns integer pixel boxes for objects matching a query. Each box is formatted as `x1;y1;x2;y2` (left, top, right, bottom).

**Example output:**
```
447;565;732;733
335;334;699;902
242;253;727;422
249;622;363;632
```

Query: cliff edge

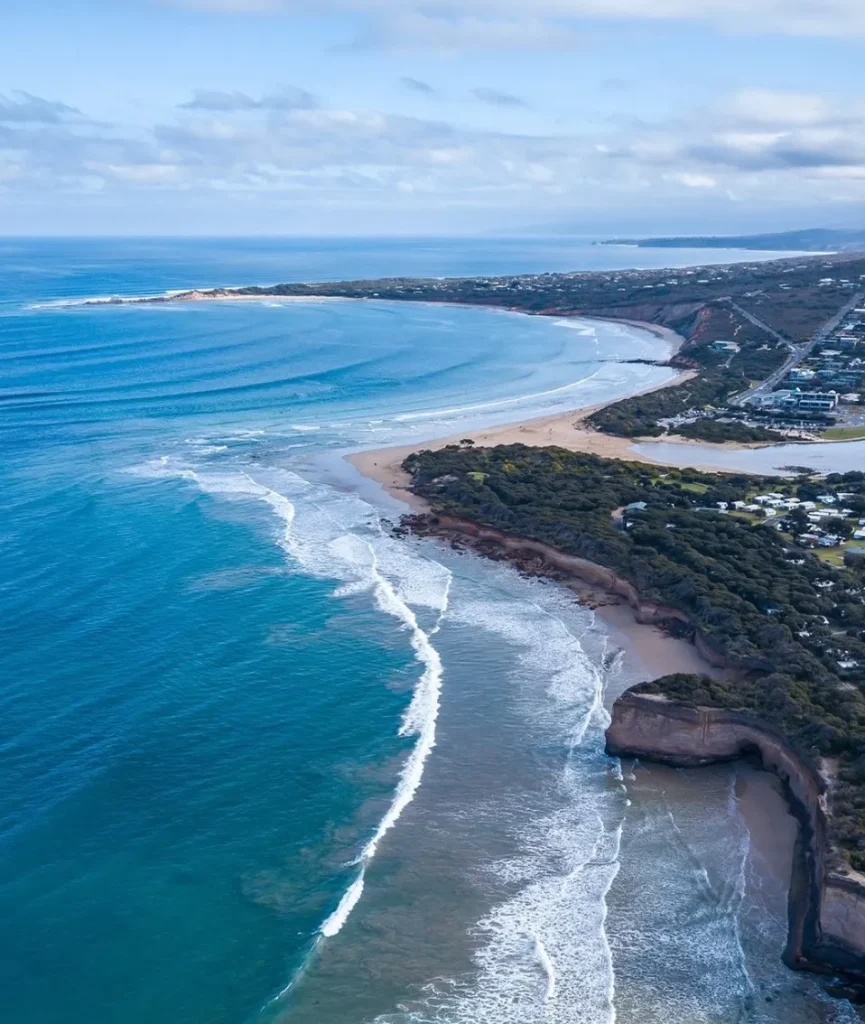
606;692;865;987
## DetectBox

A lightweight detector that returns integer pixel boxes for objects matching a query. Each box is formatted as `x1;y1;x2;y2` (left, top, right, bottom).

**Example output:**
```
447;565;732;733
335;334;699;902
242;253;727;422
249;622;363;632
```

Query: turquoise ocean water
1;237;859;1024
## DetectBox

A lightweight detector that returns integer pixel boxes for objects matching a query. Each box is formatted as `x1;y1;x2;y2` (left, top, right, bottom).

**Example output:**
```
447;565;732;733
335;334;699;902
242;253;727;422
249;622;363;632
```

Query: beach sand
344;318;804;952
595;598;725;684
347;367;699;511
345;319;728;677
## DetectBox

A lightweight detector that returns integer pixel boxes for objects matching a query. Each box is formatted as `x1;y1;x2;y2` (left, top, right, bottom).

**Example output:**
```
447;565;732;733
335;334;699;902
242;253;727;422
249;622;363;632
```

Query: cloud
600;77;632;93
0;92;82;124
357;12;584;49
400;77;436;95
471;87;527;107
717;89;837;128
663;172;717;189
687;136;865;172
178;87;317;111
160;0;865;41
4;82;865;226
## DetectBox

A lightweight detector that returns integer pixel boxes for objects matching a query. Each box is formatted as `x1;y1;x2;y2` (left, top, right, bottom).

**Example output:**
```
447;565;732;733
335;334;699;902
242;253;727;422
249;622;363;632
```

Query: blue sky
3;0;865;235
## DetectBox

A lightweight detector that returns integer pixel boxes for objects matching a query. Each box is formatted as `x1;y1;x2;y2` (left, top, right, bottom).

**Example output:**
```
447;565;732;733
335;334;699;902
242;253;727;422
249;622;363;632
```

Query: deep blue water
2;238;859;1024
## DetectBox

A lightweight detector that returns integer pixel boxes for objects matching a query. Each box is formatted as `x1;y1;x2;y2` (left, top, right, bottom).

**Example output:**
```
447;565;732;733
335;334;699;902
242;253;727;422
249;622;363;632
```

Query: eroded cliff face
404;514;755;670
607;692;865;986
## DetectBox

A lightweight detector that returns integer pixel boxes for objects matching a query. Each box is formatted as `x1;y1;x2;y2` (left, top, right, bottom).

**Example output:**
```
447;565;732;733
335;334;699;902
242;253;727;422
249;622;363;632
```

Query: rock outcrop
607;692;865;986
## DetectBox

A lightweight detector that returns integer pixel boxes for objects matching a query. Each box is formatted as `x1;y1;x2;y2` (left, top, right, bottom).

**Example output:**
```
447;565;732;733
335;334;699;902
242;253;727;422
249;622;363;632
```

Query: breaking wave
127;455;452;979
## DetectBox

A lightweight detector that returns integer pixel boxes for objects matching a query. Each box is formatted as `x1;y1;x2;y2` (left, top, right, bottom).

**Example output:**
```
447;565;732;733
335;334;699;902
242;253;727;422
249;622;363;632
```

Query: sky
2;0;865;236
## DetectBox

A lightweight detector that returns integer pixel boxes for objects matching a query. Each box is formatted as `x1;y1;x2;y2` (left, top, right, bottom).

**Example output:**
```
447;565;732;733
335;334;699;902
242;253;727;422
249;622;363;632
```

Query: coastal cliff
607;692;865;987
400;513;759;672
400;508;865;988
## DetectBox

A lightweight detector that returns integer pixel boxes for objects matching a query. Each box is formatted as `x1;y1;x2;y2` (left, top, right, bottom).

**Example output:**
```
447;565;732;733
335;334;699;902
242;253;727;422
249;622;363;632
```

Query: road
729;289;865;408
723;298;790;347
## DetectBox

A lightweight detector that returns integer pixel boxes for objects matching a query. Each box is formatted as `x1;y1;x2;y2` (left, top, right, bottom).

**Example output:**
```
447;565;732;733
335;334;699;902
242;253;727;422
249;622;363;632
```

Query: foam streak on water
369;581;625;1024
319;538;449;942
129;456;452;969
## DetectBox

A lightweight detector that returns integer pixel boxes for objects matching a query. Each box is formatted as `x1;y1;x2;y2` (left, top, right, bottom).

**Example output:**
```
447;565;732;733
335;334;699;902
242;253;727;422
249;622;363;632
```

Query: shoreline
88;285;861;470
348;364;699;510
343;317;733;682
397;511;734;681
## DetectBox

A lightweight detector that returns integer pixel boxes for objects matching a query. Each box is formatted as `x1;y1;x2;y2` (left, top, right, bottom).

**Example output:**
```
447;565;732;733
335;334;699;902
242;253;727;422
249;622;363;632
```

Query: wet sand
347;367;699;510
594;598;726;687
343;314;811;975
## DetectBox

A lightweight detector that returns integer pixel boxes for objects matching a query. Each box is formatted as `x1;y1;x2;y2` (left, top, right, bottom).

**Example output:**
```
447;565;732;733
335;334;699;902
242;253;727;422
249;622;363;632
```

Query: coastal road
730;289;865;407
722;298;790;347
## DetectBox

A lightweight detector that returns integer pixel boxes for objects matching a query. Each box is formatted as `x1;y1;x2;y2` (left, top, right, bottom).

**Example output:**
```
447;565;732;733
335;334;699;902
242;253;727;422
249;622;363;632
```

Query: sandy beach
346;318;733;684
344;320;805;920
348;364;697;510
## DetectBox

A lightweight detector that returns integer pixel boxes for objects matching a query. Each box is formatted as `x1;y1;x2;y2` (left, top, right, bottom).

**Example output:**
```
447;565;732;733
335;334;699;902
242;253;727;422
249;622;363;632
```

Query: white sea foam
319;870;366;939
371;578;624;1024
390;368;606;422
129;457;451;951
552;319;598;337
532;933;557;1001
29;295;118;309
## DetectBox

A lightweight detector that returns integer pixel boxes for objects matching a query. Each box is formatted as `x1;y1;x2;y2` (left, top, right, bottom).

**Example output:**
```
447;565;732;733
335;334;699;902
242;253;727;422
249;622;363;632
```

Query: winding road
729;290;865;408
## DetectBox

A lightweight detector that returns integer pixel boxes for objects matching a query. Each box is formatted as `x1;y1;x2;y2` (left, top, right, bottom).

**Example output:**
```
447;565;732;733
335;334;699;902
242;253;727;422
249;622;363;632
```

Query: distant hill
597;228;865;252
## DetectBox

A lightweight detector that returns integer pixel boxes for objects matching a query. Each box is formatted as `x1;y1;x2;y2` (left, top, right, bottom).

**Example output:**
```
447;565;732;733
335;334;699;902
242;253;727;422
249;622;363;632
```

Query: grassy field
815;547;846;567
821;425;865;441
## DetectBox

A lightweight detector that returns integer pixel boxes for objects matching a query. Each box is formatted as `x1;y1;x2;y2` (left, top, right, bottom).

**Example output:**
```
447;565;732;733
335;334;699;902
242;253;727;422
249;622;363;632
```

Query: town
742;292;865;439
623;484;865;562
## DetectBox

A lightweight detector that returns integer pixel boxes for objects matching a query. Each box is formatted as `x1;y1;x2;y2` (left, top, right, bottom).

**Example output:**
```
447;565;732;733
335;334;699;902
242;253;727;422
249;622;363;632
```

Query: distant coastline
595;227;865;253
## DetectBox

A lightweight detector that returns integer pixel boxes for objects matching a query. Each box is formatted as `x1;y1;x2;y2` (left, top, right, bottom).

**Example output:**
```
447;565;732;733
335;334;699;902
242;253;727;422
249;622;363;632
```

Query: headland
374;441;865;994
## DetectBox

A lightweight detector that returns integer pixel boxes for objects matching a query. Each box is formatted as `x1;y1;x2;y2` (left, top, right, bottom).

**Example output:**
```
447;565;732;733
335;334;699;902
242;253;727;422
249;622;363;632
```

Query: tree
789;507;810;535
827;517;853;539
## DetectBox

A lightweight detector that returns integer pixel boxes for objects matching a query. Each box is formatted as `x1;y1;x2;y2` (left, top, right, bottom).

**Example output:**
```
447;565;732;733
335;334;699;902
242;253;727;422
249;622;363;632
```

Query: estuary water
633;438;865;476
0;237;858;1024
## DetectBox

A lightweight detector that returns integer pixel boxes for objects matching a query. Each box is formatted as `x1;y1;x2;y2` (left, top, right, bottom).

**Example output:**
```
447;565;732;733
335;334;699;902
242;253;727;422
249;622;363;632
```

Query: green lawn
729;511;764;525
680;481;710;494
821;425;865;441
815;547;846;567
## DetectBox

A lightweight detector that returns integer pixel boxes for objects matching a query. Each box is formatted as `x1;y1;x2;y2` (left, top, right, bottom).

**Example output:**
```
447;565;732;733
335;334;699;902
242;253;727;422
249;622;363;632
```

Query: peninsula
393;443;865;992
596;227;865;253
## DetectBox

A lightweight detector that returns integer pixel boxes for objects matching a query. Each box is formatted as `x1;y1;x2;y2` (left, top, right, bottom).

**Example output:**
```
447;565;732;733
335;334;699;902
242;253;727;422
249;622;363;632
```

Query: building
761;389;839;413
798;391;840;412
712;340;740;353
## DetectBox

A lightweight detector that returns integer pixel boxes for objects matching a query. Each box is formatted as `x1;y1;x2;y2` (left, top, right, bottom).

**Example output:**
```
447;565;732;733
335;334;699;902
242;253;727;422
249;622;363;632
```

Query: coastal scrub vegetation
586;304;790;439
244;253;865;442
403;445;865;866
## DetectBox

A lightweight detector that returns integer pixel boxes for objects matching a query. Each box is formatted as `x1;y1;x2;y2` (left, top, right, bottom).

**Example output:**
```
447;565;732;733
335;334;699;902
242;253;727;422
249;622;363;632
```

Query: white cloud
472;87;527;107
358;12;584;49
161;0;865;41
664;172;717;189
4;85;865;222
717;90;843;128
179;87;316;111
0;92;82;124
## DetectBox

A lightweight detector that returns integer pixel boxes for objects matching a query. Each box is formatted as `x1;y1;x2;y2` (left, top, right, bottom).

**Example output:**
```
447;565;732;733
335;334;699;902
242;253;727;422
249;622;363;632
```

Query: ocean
1;237;858;1024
